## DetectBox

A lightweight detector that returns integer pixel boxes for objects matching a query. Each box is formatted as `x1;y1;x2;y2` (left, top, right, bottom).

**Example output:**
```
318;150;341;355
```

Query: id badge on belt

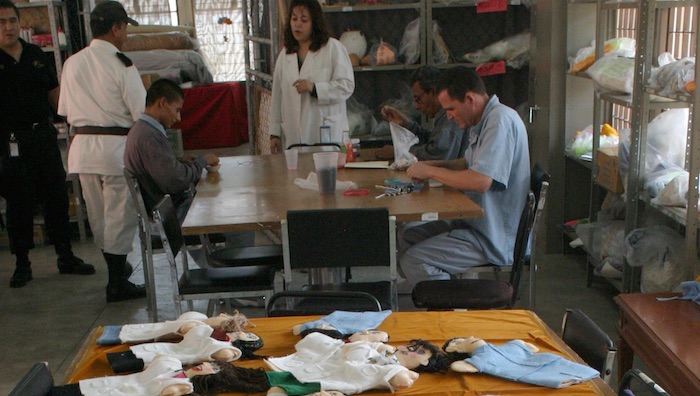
9;133;19;157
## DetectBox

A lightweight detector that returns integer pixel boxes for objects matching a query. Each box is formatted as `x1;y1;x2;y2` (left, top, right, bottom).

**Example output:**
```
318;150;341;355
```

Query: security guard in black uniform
0;0;94;288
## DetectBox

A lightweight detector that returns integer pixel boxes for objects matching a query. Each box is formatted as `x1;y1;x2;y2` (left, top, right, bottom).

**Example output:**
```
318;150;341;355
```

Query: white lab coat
270;38;355;148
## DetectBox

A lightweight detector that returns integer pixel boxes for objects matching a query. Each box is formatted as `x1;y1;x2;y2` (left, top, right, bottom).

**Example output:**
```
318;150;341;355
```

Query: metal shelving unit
624;0;700;291
244;0;532;153
565;0;700;292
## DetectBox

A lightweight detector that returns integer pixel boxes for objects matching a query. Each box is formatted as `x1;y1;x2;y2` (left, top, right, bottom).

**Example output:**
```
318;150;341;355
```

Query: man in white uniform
58;1;146;302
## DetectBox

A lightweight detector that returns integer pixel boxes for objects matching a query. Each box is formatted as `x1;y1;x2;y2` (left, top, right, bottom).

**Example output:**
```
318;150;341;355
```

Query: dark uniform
0;39;93;287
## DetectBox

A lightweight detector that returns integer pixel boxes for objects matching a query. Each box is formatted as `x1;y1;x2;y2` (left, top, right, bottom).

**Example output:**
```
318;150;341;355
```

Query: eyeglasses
413;90;429;105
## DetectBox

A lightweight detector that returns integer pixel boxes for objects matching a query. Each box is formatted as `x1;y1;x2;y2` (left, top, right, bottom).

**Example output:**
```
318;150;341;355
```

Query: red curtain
174;82;249;150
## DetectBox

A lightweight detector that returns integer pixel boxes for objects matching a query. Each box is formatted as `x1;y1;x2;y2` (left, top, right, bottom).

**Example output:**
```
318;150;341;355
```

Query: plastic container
351;138;361;159
343;131;355;163
313;152;338;194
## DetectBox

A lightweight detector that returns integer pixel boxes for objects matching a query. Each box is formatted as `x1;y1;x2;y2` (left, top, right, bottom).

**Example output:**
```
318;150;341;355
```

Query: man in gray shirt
124;79;219;223
377;66;465;161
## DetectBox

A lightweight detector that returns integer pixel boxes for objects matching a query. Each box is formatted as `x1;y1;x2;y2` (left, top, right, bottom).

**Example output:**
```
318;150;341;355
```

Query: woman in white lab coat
269;0;355;154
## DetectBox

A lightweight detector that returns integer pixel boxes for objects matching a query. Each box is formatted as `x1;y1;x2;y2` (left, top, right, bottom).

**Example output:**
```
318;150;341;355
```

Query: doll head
395;339;449;373
442;336;487;361
228;331;265;359
206;311;254;333
347;329;389;343
300;326;344;340
189;360;269;395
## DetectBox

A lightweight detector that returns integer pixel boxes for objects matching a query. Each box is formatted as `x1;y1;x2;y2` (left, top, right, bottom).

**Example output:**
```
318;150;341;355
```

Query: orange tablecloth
66;310;614;395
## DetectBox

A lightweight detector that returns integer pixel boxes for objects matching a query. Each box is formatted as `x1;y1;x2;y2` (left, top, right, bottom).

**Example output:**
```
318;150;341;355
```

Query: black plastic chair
561;308;616;384
411;191;535;310
9;362;53;396
447;162;550;309
281;207;398;311
619;369;670;396
152;195;279;317
266;290;382;317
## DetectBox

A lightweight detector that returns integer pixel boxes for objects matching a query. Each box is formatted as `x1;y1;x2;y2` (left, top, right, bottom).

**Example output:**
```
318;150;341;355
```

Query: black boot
103;252;146;303
57;254;96;275
10;254;32;288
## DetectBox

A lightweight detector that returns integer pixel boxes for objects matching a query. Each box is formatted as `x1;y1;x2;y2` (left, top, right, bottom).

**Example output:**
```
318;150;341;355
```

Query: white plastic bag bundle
462;31;530;69
648;53;695;96
587;56;635;93
389;122;418;170
624;226;686;293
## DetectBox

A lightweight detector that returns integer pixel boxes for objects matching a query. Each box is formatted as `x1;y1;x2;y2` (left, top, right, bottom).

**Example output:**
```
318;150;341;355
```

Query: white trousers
79;174;138;254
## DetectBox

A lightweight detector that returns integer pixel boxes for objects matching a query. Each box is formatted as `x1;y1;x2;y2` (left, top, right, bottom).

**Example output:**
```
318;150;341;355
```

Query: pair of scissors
343;189;370;196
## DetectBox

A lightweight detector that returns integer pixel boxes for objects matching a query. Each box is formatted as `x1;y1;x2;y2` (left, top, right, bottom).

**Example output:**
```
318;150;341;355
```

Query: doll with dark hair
229;330;266;359
267;331;449;394
442;336;600;389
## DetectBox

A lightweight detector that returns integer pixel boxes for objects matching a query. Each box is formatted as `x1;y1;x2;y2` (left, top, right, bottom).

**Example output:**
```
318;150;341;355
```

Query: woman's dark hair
190;360;270;395
284;0;330;53
408;339;450;373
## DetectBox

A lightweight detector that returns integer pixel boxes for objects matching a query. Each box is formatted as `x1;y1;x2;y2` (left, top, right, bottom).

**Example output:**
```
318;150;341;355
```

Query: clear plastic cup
313;152;338;194
284;149;299;170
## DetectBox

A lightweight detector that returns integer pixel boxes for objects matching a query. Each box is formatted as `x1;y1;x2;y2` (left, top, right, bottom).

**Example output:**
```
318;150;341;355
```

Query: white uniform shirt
269;38;354;148
58;39;146;176
130;325;241;366
119;312;209;343
79;355;192;396
266;332;408;394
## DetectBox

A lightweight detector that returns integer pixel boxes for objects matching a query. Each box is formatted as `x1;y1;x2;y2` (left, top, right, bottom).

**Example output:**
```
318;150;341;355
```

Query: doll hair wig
408;339;450;373
190;360;270;395
217;311;254;332
441;337;473;362
300;327;345;340
231;332;266;359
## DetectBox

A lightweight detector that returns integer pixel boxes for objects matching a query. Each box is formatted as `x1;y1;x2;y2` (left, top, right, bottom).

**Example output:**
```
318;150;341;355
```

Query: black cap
91;1;139;27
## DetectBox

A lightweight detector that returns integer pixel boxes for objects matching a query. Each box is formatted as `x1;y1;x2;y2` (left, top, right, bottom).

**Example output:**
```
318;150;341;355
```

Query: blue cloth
298;310;392;335
96;325;123;345
657;281;700;305
466;341;599;389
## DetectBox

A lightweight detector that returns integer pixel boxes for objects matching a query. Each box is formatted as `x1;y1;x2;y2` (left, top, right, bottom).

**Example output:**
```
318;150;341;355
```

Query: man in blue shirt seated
399;66;531;291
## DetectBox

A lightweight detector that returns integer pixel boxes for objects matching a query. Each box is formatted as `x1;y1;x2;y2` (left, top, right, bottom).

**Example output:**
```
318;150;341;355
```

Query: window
122;0;245;82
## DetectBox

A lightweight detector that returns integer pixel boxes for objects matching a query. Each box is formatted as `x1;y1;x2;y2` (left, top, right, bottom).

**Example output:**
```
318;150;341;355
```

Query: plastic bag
400;19;451;65
648;54;695;96
294;172;357;191
389;122;418;170
399;18;420;65
624;226;686;293
368;40;397;66
575;220;626;264
346;96;376;138
587;55;635;93
569;124;619;157
462;31;530;69
568;37;636;74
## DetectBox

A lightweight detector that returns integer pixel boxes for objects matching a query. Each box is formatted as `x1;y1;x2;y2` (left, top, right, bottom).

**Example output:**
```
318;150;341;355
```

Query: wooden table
65;310;614;395
615;292;700;396
181;153;483;235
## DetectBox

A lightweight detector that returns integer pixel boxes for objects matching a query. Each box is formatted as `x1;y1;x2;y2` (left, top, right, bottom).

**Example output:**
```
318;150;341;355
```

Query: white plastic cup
284;149;299;170
313;152;338;194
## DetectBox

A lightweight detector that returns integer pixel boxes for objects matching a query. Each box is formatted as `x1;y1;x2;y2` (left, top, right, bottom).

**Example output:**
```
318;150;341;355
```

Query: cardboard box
596;146;624;193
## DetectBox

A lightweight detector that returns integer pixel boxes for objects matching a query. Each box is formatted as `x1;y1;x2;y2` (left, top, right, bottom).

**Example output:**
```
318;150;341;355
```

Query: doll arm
212;347;243;362
450;360;479;373
388;370;419;388
512;339;539;353
375;343;396;354
160;383;192;396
